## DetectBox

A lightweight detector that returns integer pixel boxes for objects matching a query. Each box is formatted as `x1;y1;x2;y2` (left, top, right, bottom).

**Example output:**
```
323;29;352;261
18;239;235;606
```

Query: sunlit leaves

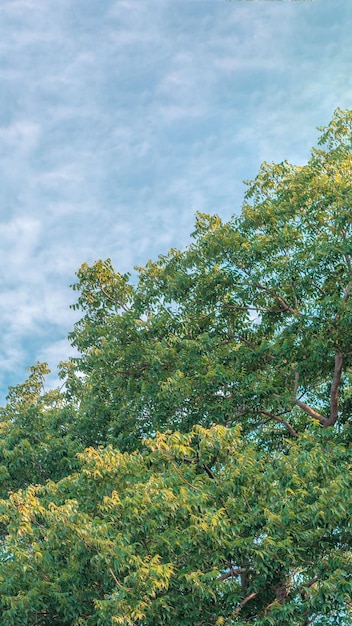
0;426;351;625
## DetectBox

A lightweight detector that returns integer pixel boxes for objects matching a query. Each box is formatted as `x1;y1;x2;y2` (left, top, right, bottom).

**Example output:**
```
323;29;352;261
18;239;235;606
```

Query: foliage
0;108;351;624
67;108;352;451
0;426;351;625
0;364;81;499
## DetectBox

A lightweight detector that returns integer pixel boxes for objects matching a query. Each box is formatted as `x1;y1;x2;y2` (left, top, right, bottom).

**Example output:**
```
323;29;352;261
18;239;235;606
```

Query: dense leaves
0;364;81;498
1;426;351;625
0;109;351;624
67;109;352;450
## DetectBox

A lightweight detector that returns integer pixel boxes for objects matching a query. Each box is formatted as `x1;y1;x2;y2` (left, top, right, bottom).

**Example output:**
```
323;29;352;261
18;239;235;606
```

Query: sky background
0;0;351;402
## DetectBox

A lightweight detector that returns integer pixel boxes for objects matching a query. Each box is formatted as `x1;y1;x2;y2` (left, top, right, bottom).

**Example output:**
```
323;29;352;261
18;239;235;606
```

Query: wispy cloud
0;0;351;401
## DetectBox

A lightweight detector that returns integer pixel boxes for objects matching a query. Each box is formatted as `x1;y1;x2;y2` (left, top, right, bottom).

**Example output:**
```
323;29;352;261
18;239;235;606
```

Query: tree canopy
0;108;351;625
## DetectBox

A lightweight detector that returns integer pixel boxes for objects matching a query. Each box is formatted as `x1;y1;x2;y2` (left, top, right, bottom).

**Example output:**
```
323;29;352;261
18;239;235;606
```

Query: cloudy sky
0;0;351;402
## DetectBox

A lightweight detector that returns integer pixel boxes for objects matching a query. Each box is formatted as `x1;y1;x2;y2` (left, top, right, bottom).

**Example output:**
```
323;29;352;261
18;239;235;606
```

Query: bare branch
256;410;298;437
217;567;247;582
293;353;343;427
254;282;303;316
343;284;351;302
109;568;132;591
325;352;343;426
234;591;257;614
293;398;327;425
202;464;216;480
98;282;130;313
308;281;327;297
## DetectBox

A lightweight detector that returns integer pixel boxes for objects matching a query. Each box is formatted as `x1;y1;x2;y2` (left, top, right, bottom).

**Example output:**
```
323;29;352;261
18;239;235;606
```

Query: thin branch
289;282;300;311
308;281;327;298
202;464;216;480
181;457;216;480
342;230;351;269
255;410;298;437
301;617;318;626
254;282;303;316
293;353;343;427
170;460;203;493
327;352;343;426
231;335;278;365
233;335;257;350
343;284;351;302
182;456;199;464
234;591;257;614
293;398;327;425
223;304;288;314
236;266;301;316
294;371;299;396
109;568;132;591
217;567;247;582
98;282;130;313
304;576;319;589
300;578;320;624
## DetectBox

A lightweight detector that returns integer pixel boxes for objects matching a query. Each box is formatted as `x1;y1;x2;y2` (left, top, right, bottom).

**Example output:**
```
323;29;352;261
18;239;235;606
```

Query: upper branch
254;281;303;316
255;410;298;438
326;352;343;426
293;353;344;427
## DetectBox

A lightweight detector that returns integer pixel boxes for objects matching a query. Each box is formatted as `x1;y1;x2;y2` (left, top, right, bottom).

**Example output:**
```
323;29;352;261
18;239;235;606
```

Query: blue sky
0;0;351;402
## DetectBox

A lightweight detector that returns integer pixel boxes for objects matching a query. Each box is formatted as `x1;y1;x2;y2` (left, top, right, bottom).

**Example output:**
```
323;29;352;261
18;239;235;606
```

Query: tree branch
233;336;276;363
308;281;327;298
169;460;203;493
223;304;288;314
202;464;216;480
255;410;298;437
109;568;132;591
181;457;216;479
343;284;351;302
304;576;319;589
222;269;302;316
98;282;130;313
293;398;327;425
325;352;343;426
217;567;247;582
293;353;344;427
254;282;303;316
234;591;257;614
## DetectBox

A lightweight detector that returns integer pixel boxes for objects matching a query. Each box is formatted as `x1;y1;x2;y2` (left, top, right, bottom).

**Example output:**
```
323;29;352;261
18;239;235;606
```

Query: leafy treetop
67;107;352;450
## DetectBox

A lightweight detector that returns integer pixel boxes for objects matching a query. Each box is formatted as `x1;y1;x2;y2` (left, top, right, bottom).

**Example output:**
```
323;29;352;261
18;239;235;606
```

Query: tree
67;107;352;450
0;108;351;624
